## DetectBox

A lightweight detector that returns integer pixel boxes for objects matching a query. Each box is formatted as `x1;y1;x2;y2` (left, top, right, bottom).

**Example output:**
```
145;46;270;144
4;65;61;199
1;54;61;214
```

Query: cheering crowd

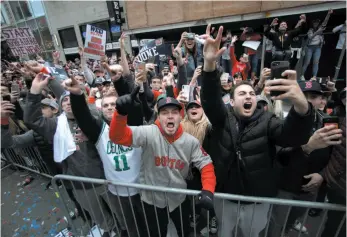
1;10;346;237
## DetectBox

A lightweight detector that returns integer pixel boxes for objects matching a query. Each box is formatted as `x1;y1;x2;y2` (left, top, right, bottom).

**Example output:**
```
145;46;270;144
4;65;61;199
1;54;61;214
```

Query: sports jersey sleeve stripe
109;111;133;147
200;163;216;193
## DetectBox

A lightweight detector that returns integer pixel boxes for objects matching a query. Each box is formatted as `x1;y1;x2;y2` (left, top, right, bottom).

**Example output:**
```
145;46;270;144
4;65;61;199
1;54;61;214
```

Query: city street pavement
1;167;75;237
1;166;330;237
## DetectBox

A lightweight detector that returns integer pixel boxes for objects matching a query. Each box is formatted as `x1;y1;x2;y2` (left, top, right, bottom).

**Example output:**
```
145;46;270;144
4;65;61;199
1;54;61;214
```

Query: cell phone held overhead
270;61;289;97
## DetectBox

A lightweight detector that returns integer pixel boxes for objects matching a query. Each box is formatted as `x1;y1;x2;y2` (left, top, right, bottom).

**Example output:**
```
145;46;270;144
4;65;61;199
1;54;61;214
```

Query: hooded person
109;89;216;237
23;73;117;237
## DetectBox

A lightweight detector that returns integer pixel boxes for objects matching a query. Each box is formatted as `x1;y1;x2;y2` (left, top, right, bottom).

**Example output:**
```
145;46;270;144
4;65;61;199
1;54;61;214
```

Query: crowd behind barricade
1;9;346;237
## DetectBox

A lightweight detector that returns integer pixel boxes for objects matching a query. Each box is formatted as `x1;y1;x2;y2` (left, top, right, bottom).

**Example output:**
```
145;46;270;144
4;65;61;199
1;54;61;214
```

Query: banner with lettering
84;24;106;60
135;38;171;63
1;27;41;57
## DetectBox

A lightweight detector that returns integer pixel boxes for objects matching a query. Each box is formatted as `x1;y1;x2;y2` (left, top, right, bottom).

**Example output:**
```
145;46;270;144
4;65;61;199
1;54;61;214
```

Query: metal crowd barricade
52;174;346;237
1;147;53;178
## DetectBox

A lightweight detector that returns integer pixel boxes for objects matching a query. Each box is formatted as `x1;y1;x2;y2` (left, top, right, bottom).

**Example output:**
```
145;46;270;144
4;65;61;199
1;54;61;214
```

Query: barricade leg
142;201;169;237
321;190;346;237
101;190;143;237
169;198;190;237
73;185;115;234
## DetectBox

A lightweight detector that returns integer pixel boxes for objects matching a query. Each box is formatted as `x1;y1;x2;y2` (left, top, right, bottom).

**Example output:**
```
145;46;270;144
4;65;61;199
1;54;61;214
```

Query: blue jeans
302;45;321;77
249;54;258;74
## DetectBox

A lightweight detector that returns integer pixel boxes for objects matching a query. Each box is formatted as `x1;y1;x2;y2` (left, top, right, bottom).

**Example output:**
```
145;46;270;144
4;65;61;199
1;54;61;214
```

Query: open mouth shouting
166;122;176;134
243;102;253;114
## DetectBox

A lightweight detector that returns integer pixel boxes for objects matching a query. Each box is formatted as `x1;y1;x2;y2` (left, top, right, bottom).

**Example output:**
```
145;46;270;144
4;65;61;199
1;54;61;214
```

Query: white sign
84;24;106;60
242;41;261;51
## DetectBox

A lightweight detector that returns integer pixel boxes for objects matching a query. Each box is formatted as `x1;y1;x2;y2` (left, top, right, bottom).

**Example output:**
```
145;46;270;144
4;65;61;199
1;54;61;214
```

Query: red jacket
230;46;250;80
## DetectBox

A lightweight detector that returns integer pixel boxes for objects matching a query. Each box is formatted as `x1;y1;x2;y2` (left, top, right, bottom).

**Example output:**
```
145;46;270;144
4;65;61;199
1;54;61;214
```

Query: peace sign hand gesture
203;24;226;72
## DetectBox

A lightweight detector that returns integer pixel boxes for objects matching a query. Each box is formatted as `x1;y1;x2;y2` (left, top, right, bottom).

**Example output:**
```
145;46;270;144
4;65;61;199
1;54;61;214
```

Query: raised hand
271;18;279;27
265;70;309;115
78;47;84;57
0;100;15;118
30;73;51;95
63;76;83;95
119;32;126;49
203;24;226;72
231;35;238;44
116;86;140;116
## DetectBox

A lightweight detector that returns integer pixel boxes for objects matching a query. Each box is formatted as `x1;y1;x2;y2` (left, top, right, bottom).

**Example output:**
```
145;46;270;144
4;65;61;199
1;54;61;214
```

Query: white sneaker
209;216;218;234
293;220;308;233
300;75;305;81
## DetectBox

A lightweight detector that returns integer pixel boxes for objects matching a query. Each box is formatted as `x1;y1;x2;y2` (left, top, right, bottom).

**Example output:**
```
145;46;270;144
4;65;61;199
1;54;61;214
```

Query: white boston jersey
96;122;142;196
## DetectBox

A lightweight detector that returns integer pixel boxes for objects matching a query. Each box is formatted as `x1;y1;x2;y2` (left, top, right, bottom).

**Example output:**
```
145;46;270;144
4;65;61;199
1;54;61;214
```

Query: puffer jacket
201;70;314;198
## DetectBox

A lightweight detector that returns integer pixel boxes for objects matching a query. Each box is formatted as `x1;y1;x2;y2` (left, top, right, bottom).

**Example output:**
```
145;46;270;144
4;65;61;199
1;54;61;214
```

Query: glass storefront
1;0;54;61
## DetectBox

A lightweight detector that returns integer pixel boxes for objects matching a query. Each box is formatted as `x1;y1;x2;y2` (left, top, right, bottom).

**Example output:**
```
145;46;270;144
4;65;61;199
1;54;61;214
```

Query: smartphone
220;73;229;86
323;116;339;141
323;116;339;129
11;83;20;93
182;85;190;101
2;94;11;102
187;33;195;39
270;61;289;97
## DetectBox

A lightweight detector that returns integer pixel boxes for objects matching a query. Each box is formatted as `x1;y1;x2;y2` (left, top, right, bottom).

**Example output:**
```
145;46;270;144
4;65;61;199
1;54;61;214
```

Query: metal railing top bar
52;174;346;212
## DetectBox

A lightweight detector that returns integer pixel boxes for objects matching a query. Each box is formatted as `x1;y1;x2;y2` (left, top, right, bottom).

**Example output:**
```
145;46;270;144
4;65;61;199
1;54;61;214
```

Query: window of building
28;0;45;18
1;4;11;26
80;20;112;44
58;27;78;48
9;1;24;22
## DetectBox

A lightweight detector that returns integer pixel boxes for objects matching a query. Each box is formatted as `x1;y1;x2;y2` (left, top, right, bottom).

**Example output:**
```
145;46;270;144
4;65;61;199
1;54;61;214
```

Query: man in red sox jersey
109;87;216;237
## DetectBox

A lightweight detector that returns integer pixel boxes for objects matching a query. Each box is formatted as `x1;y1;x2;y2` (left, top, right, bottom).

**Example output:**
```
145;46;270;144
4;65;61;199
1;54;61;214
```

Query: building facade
1;0;55;61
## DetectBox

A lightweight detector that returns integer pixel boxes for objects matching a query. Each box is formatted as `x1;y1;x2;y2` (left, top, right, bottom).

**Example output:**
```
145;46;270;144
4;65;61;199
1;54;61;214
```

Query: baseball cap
299;81;324;94
186;100;201;111
94;77;105;85
156;93;167;103
41;98;59;110
102;79;111;85
157;97;182;112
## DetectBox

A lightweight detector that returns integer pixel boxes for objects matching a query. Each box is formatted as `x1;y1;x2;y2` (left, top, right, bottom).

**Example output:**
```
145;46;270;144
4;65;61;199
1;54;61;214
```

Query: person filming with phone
200;24;315;236
270;80;343;236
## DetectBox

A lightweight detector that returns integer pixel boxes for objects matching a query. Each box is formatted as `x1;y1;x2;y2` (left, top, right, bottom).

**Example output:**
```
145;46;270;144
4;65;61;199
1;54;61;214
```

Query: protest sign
43;62;68;81
1;27;41;57
84;24;106;60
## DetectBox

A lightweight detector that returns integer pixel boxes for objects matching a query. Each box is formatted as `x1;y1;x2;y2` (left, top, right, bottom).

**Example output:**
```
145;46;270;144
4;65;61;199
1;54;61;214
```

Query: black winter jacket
201;70;314;198
277;110;331;194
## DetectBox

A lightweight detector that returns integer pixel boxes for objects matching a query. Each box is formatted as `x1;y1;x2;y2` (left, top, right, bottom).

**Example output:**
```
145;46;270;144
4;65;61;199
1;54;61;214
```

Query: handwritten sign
1;27;41;57
83;24;106;60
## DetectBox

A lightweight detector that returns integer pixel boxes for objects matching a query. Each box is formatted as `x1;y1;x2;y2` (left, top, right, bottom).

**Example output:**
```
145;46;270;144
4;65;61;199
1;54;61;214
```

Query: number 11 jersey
96;122;142;196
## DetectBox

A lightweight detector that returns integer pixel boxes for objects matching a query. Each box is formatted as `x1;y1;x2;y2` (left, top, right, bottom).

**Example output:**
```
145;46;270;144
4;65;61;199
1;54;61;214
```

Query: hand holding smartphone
270;61;289;97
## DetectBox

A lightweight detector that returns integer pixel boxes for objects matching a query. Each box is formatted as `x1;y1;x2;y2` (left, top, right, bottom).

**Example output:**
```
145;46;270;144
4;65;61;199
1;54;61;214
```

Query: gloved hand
197;190;214;210
116;86;140;116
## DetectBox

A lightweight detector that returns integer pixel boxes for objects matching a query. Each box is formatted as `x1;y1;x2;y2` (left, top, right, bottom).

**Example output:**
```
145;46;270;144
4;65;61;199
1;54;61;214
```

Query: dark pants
321;190;346;237
273;50;292;62
143;198;190;237
66;188;91;222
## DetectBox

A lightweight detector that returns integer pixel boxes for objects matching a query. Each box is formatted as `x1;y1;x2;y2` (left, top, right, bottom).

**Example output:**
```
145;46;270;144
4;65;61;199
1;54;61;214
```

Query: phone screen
182;85;190;101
